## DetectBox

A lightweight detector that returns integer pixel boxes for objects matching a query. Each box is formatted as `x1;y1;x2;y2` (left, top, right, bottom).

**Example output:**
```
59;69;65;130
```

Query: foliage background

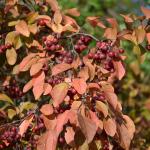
59;0;150;149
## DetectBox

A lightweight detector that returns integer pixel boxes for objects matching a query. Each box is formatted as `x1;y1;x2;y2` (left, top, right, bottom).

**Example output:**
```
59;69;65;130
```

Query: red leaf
52;63;72;76
141;6;150;19
78;113;97;143
40;104;53;116
51;82;69;107
65;127;75;145
113;61;125;80
19;115;34;136
72;78;87;95
103;118;116;137
30;62;44;76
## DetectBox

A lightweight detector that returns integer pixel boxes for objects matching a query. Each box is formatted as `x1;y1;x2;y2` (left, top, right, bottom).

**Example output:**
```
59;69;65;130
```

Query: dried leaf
40;104;53;116
72;78;87;95
52;63;72;76
51;82;69;107
15;20;30;37
104;118;116;137
6;48;17;65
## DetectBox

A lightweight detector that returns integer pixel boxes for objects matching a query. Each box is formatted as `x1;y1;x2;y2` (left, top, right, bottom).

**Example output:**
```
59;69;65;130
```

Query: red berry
42;36;47;42
119;49;125;53
5;43;12;49
38;19;46;26
108;51;114;57
88;53;94;59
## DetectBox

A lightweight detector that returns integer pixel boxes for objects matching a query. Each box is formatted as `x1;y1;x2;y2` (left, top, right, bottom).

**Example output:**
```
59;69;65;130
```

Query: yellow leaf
6;47;17;65
7;109;16;119
0;93;14;105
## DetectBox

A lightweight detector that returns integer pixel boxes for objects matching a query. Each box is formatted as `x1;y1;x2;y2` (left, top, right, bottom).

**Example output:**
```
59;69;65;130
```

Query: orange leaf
54;10;62;24
65;8;80;17
33;83;44;100
40;104;53;116
23;79;33;93
33;71;45;87
78;67;89;81
72;78;87;95
15;20;30;37
46;0;59;11
113;61;125;80
88;83;100;90
19;115;34;136
103;118;116;137
43;83;52;95
65;127;75;145
135;28;145;44
30;62;44;76
96;101;108;118
104;27;117;40
147;33;150;44
52;63;72;76
51;82;69;107
141;6;150;19
78;113;97;143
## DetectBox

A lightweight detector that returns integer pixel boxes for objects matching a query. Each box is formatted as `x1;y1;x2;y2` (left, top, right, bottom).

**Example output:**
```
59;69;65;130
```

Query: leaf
141;6;150;19
19;115;34;137
15;20;30;37
33;71;45;87
51;82;69;107
6;48;17;65
7;109;16;119
37;130;58;150
146;33;150;44
65;127;75;145
54;10;62;24
0;93;14;105
83;57;95;81
78;67;89;81
104;27;117;40
135;28;145;44
72;78;87;95
113;61;125;80
65;8;80;17
19;53;37;71
5;31;17;45
120;14;133;23
23;79;33;93
52;63;72;76
43;83;52;95
103;118;116;137
88;83;100;90
96;101;108;118
78;113;97;143
30;62;44;76
33;83;44;100
40;104;53;116
117;123;131;150
46;0;59;11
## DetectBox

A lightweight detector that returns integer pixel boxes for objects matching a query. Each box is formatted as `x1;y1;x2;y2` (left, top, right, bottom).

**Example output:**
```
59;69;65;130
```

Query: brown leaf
51;82;69;107
78;113;97;143
54;10;62;24
6;48;17;65
23;79;33;93
52;63;72;76
96;101;108;118
72;78;87;95
65;127;75;145
30;62;44;76
113;61;125;80
40;104;53;116
19;115;34;136
15;20;30;37
103;118;116;137
78;67;89;81
141;6;150;19
65;8;80;17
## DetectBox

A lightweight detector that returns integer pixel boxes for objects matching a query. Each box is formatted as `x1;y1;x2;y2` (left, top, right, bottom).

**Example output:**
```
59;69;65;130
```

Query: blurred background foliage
59;0;150;149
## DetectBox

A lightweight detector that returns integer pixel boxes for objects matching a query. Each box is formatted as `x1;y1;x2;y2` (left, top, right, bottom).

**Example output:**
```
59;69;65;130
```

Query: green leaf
0;93;14;105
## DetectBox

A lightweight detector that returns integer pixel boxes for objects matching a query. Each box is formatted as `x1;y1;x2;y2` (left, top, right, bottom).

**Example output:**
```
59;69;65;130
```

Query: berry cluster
3;80;23;99
0;126;21;149
0;43;12;54
47;76;64;86
44;37;62;52
37;19;48;26
75;35;92;53
57;51;73;64
26;136;39;150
